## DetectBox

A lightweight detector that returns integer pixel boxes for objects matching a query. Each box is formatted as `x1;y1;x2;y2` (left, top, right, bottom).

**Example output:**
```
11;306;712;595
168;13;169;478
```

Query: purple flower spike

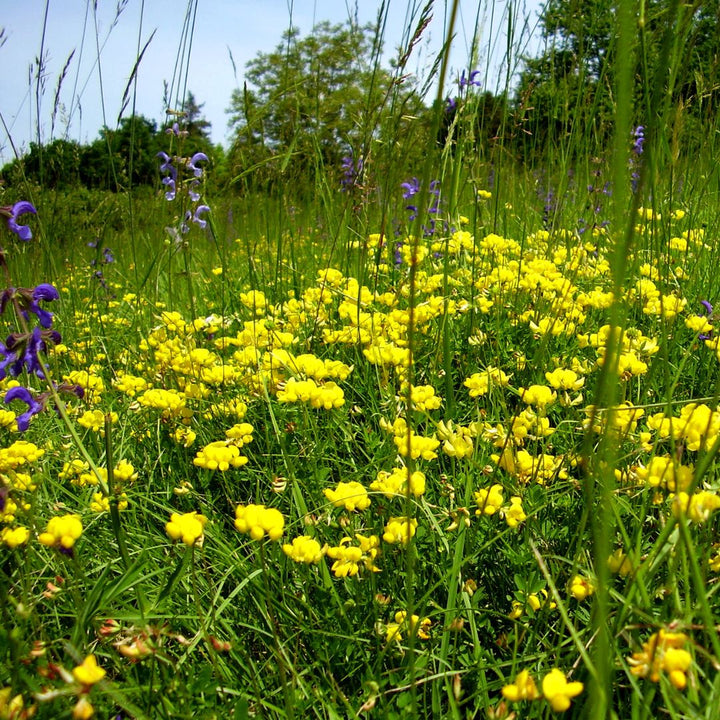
7;201;37;241
5;385;43;431
701;300;713;315
188;152;208;178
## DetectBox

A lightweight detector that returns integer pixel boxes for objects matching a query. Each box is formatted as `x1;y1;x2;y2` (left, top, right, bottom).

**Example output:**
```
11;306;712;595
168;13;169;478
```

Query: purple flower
188;153;208;178
632;126;645;155
699;300;714;340
193;205;211;229
29;283;60;328
157;152;178;201
340;154;363;190
188;180;201;202
401;178;420;199
459;69;481;90
4;385;44;431
6;201;37;241
445;96;457;112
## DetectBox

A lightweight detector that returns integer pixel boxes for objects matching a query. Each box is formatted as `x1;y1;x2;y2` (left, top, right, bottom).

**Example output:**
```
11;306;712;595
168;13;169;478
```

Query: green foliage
514;0;720;159
226;20;424;193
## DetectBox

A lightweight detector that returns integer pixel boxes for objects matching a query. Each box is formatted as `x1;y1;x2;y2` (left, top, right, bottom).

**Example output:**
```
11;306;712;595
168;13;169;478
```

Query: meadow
3;1;720;719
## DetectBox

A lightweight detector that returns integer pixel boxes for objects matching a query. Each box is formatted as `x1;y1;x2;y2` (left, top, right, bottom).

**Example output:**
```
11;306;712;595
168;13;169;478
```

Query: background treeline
2;1;719;195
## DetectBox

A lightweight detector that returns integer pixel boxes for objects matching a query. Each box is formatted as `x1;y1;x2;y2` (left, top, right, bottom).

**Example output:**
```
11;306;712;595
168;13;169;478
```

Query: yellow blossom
502;669;541;702
502;496;527;528
38;514;83;550
370;467;425;498
234;504;284;541
1;525;30;548
474;484;504;515
193;441;248;471
324;481;370;511
628;629;692;690
282;535;325;564
72;654;106;686
382;517;417;545
166;511;207;546
519;385;557;409
569;575;595;601
542;669;583;712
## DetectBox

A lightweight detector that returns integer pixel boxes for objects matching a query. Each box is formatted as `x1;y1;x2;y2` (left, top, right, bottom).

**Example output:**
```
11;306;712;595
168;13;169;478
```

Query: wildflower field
3;1;720;718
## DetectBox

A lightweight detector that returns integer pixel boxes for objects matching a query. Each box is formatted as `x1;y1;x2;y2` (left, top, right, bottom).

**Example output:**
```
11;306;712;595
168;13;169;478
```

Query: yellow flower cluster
382;517;417;545
628;629;693;689
0;441;45;471
324;481;370;511
282;535;325;564
326;535;379;576
38;514;83;550
193;441;249;471
234;504;284;540
502;668;583;712
276;377;345;409
568;575;595;601
166;511;207;546
384;610;432;644
370;466;425;498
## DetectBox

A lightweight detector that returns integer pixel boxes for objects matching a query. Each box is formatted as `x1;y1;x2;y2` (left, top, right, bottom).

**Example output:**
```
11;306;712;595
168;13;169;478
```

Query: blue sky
0;0;543;164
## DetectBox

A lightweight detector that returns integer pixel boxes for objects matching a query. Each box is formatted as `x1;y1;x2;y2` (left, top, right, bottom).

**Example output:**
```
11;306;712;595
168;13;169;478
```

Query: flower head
542;668;584;712
234;503;284;541
4;386;44;431
2;201;37;241
166;511;207;546
502;669;541;702
38;514;83;551
72;654;106;686
188;152;208;178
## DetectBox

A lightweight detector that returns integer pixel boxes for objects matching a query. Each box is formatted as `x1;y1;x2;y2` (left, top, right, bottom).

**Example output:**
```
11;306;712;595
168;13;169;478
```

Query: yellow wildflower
234;504;284;541
502;669;541;702
38;514;83;550
72;655;106;686
382;517;417;545
628;629;692;690
324;481;370;512
193;441;248;471
166;511;207;546
282;535;325;564
1;525;30;548
542;668;583;712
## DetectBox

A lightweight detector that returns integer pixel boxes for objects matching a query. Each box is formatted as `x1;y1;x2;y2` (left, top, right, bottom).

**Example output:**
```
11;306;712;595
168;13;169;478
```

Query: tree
514;0;720;156
1;139;83;188
226;20;415;191
100;115;164;189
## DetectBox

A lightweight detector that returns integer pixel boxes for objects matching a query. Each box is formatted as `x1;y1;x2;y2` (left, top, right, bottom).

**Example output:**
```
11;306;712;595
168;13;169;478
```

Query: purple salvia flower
193;205;211;229
157;152;178;201
633;126;645;155
4;385;44;431
29;283;60;328
188;152;208;178
699;300;714;340
188;180;201;203
401;177;420;199
5;201;37;241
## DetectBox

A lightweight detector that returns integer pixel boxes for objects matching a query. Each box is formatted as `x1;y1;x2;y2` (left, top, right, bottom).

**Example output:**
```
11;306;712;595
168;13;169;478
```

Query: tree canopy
225;20;423;192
